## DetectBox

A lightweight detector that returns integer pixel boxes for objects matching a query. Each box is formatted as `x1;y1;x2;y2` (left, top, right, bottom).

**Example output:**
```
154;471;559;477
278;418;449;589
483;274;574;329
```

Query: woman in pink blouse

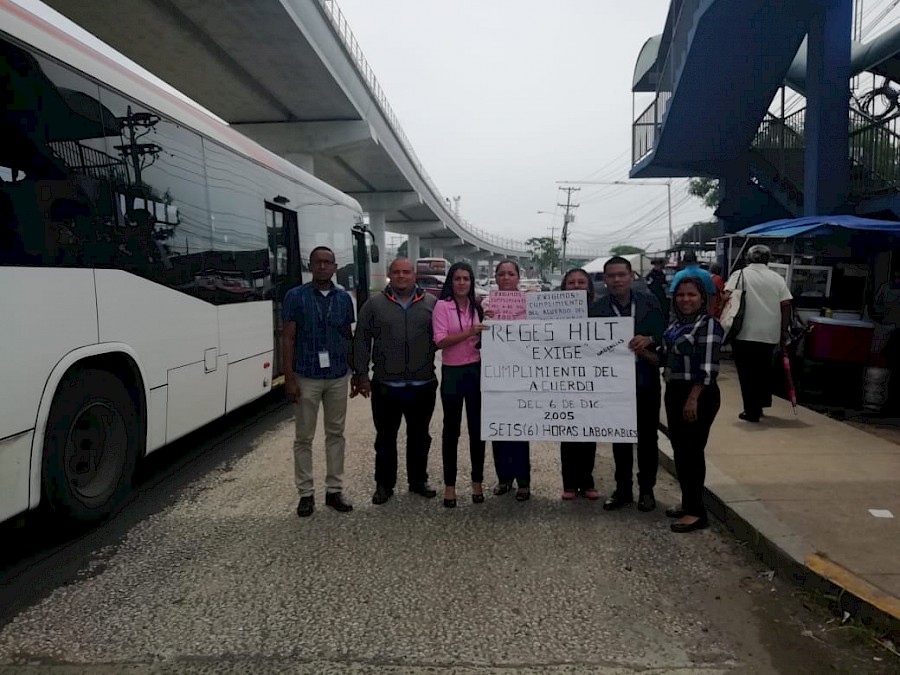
432;262;487;508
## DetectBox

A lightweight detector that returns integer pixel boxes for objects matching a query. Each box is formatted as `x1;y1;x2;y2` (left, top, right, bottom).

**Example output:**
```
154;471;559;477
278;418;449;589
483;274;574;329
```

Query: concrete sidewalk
660;362;900;625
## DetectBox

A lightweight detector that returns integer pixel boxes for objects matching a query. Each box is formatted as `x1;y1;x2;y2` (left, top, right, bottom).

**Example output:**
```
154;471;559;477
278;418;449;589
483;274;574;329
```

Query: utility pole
547;225;557;272
557;180;673;250
557;187;580;272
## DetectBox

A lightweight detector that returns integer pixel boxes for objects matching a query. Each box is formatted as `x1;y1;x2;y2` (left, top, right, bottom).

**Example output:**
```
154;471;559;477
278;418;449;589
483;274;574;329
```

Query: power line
576;191;695;248
569;148;631;183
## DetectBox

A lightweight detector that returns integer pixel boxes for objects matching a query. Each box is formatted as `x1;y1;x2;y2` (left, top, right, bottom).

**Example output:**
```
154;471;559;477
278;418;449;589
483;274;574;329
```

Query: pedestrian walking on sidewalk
483;260;532;501
723;245;792;423
709;262;726;319
558;268;602;501
596;257;665;513
669;250;716;297
662;277;724;533
352;258;439;506
282;246;355;518
645;257;670;319
433;262;488;509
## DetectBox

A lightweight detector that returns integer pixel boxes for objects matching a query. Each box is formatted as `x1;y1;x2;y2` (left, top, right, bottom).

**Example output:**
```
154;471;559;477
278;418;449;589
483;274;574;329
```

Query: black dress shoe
372;484;394;505
739;412;760;423
472;492;485;504
665;505;686;518
493;482;512;496
410;483;437;498
443;498;457;508
602;491;633;511
325;492;353;513
637;492;656;512
671;517;709;533
296;496;315;518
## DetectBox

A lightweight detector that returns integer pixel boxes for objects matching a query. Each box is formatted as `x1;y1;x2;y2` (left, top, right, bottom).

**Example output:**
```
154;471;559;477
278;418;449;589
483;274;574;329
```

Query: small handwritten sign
487;290;526;320
526;290;588;320
481;317;637;441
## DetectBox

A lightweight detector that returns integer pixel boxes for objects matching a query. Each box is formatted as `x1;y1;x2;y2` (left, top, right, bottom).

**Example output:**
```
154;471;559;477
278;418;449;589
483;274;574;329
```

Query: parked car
416;274;445;298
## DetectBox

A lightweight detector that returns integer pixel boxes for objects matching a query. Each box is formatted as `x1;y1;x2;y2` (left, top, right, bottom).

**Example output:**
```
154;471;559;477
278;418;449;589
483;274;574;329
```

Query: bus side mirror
370;244;379;264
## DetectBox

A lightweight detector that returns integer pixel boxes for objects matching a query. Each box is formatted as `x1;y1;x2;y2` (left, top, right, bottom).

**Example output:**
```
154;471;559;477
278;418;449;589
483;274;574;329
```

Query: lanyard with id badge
612;298;638;362
315;292;336;370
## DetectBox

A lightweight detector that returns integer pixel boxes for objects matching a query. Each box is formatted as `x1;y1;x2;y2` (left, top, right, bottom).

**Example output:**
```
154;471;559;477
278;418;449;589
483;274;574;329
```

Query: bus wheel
43;369;139;521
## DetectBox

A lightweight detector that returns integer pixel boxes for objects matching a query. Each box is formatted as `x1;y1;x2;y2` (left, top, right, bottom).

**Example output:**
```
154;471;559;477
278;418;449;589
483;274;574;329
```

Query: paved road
0;393;895;674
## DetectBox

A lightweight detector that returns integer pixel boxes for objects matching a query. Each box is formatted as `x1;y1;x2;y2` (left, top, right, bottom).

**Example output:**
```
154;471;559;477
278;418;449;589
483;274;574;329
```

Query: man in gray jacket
353;258;438;505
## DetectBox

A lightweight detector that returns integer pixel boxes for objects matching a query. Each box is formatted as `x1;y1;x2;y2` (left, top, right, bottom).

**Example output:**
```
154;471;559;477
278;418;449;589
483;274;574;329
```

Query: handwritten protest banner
487;290;526;320
526;290;587;320
481;318;637;441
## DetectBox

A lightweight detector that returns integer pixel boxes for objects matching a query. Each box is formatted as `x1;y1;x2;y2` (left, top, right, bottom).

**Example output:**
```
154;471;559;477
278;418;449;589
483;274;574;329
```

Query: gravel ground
0;392;895;674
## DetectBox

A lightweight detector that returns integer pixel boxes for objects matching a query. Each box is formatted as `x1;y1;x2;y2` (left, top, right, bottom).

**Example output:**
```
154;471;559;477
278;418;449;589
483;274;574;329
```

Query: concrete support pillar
406;234;421;262
283;152;315;174
368;210;387;291
430;247;443;258
804;0;852;215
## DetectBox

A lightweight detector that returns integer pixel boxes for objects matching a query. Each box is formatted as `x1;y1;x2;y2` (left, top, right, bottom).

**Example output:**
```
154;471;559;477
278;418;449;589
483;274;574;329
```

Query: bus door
266;203;301;378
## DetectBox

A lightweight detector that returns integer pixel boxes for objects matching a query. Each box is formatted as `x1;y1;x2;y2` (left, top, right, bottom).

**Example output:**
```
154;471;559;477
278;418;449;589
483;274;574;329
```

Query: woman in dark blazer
558;268;602;499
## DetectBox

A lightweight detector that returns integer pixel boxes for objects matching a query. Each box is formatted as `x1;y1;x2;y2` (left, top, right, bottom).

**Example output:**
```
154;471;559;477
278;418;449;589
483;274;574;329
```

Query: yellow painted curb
805;553;900;620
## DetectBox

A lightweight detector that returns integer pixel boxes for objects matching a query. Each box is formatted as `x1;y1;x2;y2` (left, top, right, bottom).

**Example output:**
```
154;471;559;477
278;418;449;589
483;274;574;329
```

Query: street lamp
556;179;674;250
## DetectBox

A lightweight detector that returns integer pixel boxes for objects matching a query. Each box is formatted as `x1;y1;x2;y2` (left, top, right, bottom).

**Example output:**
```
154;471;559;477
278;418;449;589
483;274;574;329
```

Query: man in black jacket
596;256;665;512
646;257;669;319
352;258;438;505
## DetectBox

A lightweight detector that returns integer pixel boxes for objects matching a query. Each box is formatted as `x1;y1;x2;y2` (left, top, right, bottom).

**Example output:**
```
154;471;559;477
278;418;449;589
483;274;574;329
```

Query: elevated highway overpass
42;0;601;281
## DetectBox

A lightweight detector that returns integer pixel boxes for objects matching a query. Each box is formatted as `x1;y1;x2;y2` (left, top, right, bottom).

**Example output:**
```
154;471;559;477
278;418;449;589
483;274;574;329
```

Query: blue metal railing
630;0;702;165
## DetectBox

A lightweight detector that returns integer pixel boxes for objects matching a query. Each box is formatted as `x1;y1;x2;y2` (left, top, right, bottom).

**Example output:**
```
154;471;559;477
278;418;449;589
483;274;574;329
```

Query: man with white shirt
724;245;793;423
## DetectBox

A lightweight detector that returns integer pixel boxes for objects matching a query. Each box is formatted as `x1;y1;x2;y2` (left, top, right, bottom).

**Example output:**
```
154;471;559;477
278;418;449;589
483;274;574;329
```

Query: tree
609;245;646;256
688;177;721;209
525;236;560;275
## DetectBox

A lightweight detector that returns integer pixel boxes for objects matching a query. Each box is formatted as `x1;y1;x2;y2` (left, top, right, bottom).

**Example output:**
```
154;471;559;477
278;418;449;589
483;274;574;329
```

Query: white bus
0;0;368;523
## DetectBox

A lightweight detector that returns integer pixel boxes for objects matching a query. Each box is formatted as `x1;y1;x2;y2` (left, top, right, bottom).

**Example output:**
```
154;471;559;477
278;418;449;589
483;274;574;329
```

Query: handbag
720;269;746;344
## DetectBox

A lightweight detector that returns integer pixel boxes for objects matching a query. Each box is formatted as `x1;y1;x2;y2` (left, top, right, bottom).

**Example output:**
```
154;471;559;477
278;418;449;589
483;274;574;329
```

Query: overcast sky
21;0;714;256
337;0;713;255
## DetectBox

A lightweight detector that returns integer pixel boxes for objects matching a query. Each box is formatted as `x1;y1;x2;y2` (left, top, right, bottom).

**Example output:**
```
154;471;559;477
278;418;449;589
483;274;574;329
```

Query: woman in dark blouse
558;268;602;499
661;276;724;533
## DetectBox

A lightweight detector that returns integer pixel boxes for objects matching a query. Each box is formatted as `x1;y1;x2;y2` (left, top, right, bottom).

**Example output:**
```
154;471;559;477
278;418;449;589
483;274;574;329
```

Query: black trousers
440;363;485;486
665;380;720;518
492;441;530;488
371;380;437;489
612;385;661;496
560;442;596;491
732;339;775;418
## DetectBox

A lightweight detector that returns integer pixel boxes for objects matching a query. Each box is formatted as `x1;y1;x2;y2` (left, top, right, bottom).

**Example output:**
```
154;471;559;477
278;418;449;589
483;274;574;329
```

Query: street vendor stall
721;215;900;411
